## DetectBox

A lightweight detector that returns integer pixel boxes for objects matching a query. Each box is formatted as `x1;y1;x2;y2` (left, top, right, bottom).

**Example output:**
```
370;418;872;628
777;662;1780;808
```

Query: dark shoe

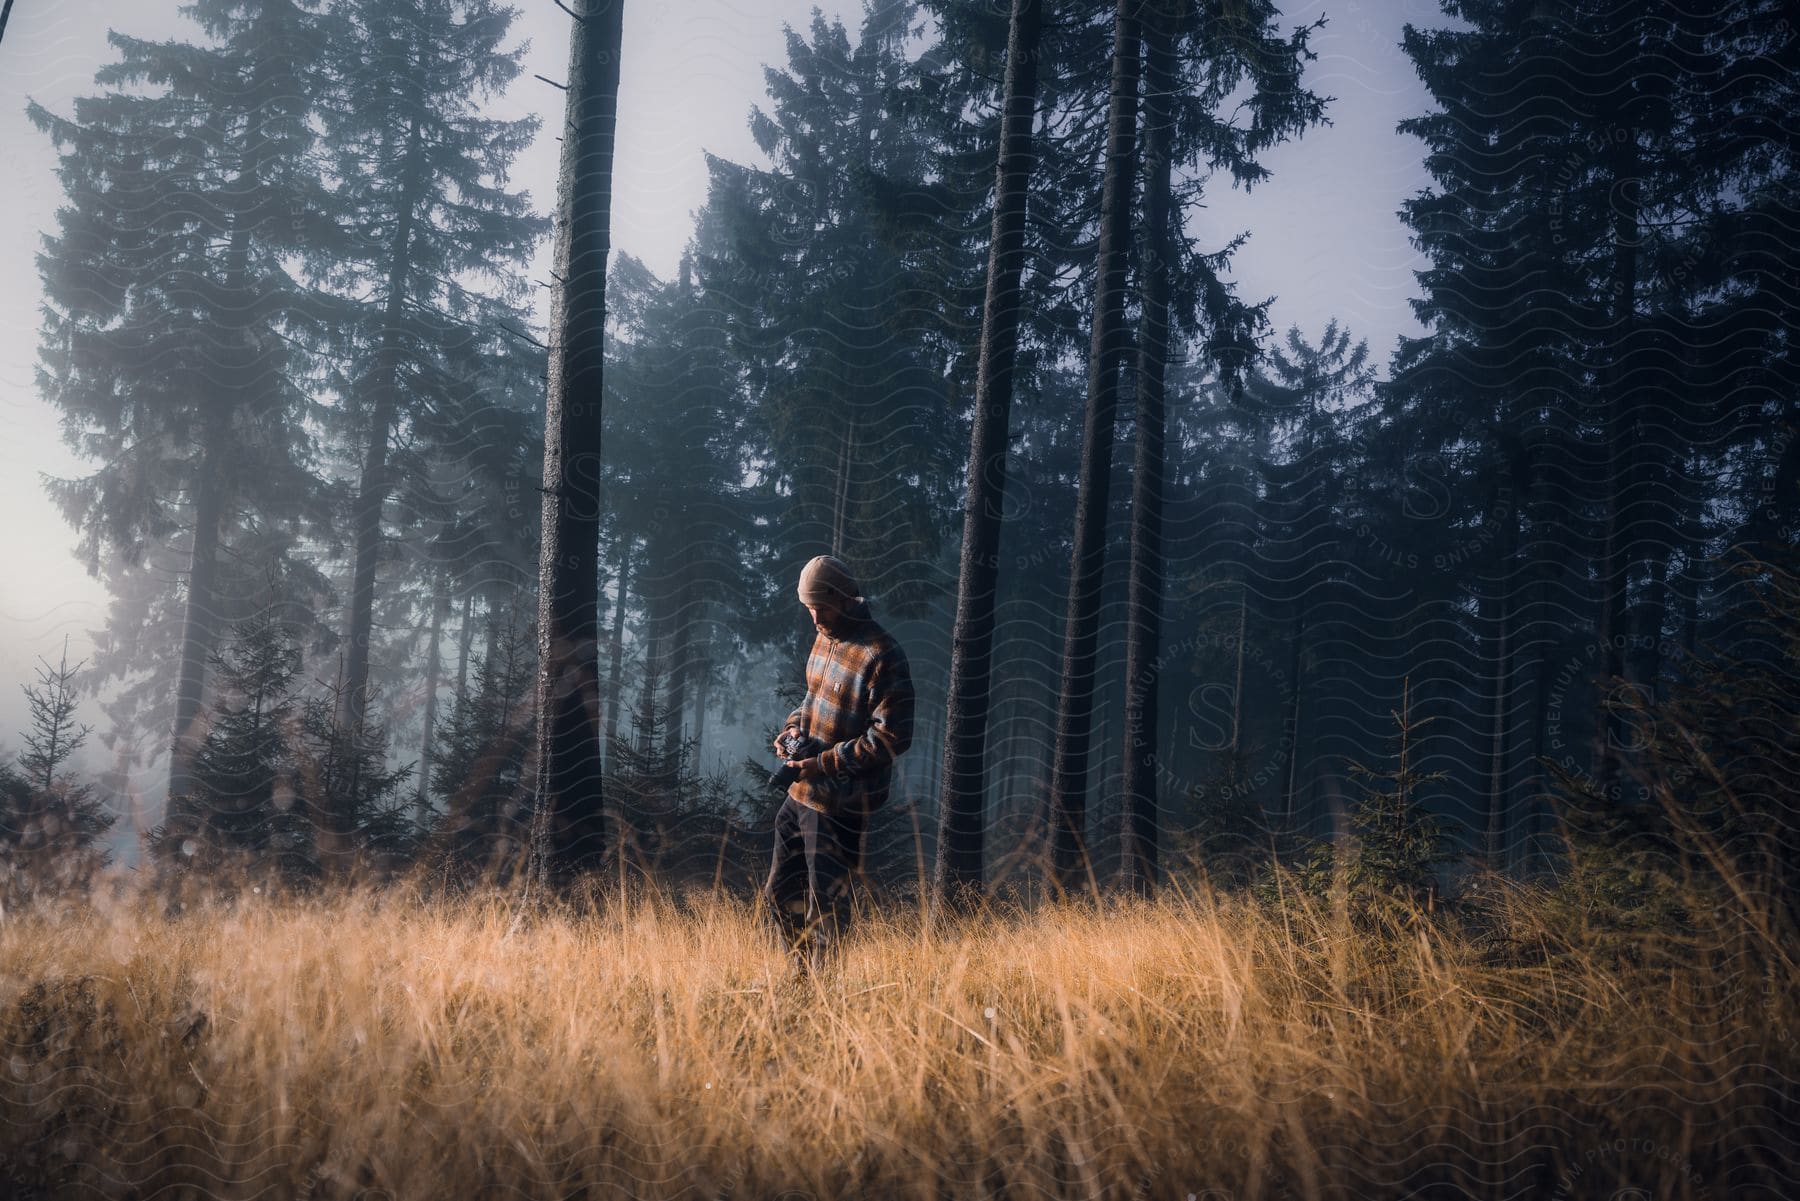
767;897;807;954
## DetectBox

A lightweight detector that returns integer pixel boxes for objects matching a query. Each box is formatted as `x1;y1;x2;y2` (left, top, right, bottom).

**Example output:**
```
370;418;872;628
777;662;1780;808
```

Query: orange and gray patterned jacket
782;597;914;815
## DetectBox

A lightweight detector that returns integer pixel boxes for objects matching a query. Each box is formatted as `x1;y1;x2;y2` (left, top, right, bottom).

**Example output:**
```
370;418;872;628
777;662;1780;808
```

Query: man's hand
783;756;826;781
772;725;803;756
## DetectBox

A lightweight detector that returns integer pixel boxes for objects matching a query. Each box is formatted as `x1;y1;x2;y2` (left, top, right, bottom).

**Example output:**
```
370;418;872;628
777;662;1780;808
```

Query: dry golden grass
0;874;1793;1200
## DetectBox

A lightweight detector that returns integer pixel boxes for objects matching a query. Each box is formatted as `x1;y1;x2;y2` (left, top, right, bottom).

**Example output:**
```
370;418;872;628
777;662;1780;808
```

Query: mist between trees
6;0;1795;917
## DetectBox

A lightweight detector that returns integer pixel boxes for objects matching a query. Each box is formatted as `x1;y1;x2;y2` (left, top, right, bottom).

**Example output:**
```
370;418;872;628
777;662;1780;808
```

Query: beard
813;603;859;636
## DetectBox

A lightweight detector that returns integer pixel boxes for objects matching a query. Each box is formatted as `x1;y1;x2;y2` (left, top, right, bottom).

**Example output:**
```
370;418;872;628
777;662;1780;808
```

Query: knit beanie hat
797;554;862;605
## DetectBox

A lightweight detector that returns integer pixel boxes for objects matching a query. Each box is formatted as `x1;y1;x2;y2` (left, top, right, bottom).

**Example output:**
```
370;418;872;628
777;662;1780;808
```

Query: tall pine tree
317;0;548;764
530;0;625;881
30;0;339;809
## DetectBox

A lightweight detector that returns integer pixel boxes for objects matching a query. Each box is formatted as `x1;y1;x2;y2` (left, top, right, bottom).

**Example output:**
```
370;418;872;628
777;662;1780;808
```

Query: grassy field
0;873;1794;1200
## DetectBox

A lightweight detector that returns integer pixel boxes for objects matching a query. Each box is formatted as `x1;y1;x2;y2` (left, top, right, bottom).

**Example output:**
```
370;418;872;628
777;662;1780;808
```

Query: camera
768;729;822;792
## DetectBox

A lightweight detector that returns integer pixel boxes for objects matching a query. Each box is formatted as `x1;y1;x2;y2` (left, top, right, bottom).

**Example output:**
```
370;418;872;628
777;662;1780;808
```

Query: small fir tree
149;618;309;884
1283;677;1451;915
293;677;415;879
423;608;537;879
2;642;116;903
604;649;701;875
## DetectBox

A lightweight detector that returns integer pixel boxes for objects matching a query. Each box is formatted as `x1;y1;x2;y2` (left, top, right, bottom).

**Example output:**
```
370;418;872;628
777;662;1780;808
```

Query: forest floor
0;874;1794;1200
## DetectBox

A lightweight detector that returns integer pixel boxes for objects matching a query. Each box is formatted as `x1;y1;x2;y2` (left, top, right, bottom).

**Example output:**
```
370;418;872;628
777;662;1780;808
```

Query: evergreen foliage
12;0;1795;905
1281;679;1453;916
604;651;703;876
424;607;537;880
1549;552;1800;934
294;678;417;878
146;616;415;887
694;4;970;623
150;618;312;883
28;0;340;793
316;0;550;736
1;644;115;905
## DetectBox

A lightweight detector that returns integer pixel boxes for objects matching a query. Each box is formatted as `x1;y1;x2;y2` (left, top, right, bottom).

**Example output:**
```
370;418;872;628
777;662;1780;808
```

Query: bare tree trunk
1118;0;1175;896
692;642;710;768
1231;585;1248;763
1637;550;1670;700
605;539;633;762
933;0;1045;908
1093;703;1116;858
1282;621;1306;831
831;414;857;556
453;591;475;724
169;404;227;808
1050;0;1142;896
1592;130;1637;802
1517;435;1552;869
662;568;698;764
1482;546;1515;868
1680;475;1704;662
531;0;625;883
1528;648;1553;872
635;619;665;758
342;111;427;741
171;194;259;808
483;588;502;674
417;573;449;819
1001;684;1026;819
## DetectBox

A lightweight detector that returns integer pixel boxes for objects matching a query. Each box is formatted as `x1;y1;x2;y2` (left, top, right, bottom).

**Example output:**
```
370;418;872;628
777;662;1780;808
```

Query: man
764;553;914;973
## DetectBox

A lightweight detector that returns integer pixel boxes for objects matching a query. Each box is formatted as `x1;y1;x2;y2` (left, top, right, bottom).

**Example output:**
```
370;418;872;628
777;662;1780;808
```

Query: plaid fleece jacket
783;599;914;815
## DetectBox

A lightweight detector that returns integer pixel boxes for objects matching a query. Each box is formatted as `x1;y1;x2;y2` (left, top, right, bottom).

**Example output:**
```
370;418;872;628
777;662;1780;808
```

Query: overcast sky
0;0;1436;764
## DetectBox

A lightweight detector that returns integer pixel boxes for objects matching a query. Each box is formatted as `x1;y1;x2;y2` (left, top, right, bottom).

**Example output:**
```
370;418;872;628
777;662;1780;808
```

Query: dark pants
762;795;870;968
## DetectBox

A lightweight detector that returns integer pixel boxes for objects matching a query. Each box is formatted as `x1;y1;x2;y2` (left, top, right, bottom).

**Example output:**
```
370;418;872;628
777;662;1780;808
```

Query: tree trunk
170;183;258;808
1592;130;1638;800
933;0;1045;908
1282;618;1306;831
417;572;449;819
661;568;695;764
169;403;228;807
1117;0;1175;896
633;615;662;756
1680;481;1704;662
635;620;664;759
341;111;427;741
605;539;633;761
1528;645;1553;873
831;413;857;556
1636;549;1670;700
692;649;710;769
483;589;502;674
1516;425;1551;867
1049;0;1142;896
1482;535;1516;869
531;0;625;882
453;591;475;725
1230;585;1248;764
1001;684;1026;818
1093;702;1116;859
